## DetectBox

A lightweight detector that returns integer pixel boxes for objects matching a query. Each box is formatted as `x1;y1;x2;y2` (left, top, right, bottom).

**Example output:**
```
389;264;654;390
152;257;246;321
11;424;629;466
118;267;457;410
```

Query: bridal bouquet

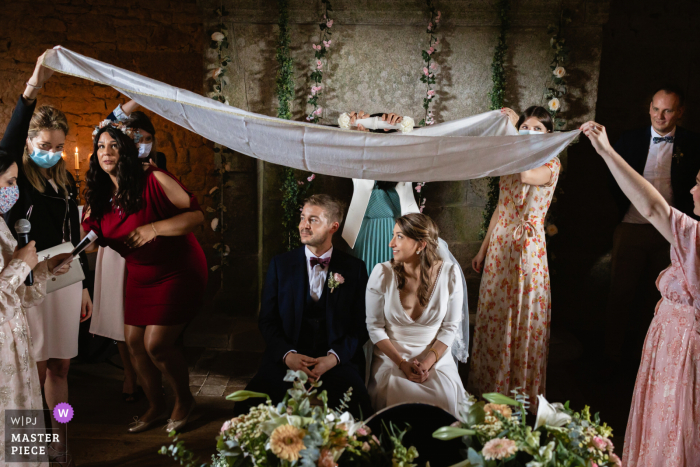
160;369;418;467
433;392;620;467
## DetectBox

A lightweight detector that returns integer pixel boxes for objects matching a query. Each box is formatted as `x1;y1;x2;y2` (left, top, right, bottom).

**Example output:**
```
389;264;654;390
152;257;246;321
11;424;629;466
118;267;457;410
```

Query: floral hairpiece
92;119;142;144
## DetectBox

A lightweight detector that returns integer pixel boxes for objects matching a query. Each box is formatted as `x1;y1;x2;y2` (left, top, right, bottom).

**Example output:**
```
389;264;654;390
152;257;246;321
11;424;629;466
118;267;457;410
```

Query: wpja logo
4;408;71;462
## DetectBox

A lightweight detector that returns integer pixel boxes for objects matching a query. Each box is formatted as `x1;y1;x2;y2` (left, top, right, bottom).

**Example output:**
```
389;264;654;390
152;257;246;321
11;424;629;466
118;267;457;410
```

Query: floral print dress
0;218;50;466
622;209;700;467
468;158;560;409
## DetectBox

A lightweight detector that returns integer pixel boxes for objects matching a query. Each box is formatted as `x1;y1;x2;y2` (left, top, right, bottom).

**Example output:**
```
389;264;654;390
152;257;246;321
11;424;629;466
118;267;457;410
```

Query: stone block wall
202;0;609;314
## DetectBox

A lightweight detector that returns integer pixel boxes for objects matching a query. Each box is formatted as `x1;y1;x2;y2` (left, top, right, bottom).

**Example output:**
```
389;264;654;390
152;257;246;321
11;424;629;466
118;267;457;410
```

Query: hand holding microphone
14;219;35;285
13;240;38;272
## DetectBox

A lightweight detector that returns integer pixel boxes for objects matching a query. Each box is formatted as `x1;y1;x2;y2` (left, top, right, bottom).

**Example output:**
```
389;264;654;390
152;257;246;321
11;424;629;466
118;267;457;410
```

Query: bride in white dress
366;213;465;417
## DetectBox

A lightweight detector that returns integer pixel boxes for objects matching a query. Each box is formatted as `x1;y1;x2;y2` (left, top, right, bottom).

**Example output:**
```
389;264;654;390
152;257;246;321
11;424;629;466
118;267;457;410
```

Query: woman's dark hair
85;126;145;220
391;213;441;308
516;106;554;132
0;150;18;177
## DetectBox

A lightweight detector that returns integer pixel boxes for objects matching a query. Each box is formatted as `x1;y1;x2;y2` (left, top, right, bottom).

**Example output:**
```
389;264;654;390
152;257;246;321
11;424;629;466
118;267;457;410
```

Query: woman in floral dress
0;150;70;466
583;120;700;467
468;106;560;409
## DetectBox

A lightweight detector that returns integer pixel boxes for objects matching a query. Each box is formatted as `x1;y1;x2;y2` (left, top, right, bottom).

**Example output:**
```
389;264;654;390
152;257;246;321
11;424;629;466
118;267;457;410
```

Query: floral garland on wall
206;5;235;283
305;0;334;123
479;0;511;240
413;1;441;212
542;9;573;256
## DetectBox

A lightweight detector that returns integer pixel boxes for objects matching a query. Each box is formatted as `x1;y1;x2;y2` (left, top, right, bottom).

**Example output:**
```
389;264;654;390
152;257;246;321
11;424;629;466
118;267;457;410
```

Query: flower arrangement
418;0;441;127
328;273;344;293
160;370;418;467
306;0;334;123
433;391;620;467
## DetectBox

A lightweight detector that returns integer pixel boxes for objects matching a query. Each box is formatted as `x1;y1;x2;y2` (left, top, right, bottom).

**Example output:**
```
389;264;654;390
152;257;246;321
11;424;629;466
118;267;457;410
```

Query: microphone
14;219;33;286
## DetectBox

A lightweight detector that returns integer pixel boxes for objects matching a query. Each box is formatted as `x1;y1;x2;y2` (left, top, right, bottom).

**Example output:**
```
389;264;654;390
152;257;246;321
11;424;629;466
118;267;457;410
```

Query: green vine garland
277;0;315;251
206;5;234;284
479;0;511;240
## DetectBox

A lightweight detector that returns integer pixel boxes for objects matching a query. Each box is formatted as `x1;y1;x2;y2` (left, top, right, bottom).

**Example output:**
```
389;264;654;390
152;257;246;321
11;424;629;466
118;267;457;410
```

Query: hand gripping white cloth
41;47;580;182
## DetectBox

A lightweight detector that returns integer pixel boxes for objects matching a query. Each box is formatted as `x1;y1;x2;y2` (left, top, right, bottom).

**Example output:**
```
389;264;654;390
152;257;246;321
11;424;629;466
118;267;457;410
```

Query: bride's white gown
366;260;465;417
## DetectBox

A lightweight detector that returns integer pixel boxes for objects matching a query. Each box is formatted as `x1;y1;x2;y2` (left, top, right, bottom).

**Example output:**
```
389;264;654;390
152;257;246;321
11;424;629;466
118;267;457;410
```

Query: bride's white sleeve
435;263;464;348
366;263;390;344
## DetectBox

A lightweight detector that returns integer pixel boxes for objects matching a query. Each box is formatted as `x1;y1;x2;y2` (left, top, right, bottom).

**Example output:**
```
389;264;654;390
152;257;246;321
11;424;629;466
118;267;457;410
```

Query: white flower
211;32;225;42
548;98;561;112
534;395;571;429
525;442;556;467
211;218;219;231
553;66;566;78
338;112;351;129
399;116;415;133
209;186;219;195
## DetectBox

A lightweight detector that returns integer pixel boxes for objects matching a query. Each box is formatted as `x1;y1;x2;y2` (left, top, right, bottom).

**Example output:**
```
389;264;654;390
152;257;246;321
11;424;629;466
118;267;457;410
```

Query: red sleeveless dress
82;168;208;326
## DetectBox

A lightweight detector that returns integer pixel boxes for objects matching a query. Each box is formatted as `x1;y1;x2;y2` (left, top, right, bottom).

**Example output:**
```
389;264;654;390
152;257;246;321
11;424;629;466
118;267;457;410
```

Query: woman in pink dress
582;120;700;467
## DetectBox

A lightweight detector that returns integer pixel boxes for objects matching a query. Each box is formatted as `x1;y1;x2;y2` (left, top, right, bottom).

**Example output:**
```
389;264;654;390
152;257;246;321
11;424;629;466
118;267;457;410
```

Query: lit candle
74;147;79;170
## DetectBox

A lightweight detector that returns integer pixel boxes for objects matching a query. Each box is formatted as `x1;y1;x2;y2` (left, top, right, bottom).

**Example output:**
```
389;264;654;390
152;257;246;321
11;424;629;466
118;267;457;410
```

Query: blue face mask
518;129;546;135
29;148;63;169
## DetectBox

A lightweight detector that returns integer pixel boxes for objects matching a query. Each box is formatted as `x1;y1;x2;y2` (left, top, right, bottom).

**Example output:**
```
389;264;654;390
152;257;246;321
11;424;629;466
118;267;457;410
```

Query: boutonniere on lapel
328;272;345;293
672;146;684;164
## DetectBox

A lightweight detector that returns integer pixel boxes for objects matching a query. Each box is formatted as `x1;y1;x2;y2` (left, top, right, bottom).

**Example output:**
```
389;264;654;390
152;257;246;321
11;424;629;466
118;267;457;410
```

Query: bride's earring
416;249;422;255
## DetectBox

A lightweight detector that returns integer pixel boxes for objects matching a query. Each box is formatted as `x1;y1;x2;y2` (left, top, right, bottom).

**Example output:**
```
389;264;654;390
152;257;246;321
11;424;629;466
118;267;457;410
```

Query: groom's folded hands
284;352;320;380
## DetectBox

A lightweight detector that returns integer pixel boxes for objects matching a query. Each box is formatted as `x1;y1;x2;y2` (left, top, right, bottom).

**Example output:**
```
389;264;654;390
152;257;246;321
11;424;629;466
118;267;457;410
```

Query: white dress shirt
305;246;333;302
623;127;676;224
284;246;339;364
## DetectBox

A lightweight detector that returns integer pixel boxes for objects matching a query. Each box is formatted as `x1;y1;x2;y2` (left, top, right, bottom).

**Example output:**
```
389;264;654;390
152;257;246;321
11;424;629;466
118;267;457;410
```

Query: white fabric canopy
41;47;579;182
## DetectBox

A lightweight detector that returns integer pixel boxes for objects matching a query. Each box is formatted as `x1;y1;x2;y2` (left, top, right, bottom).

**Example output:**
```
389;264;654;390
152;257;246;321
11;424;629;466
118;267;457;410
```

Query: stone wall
202;0;609;313
0;0;221;282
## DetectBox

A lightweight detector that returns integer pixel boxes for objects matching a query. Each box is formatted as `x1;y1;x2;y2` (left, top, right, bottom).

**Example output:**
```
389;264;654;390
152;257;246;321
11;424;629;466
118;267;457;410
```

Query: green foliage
479;0;511;241
275;0;294;121
488;0;511;111
418;0;440;127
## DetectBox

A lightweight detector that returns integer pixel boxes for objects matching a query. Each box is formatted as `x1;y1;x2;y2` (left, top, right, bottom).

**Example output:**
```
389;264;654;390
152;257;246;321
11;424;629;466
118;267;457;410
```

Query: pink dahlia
482;438;517;460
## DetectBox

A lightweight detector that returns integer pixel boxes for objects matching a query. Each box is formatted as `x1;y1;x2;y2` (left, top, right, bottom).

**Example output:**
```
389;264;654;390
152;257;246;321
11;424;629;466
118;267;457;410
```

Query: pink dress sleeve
146;168;201;220
669;207;700;303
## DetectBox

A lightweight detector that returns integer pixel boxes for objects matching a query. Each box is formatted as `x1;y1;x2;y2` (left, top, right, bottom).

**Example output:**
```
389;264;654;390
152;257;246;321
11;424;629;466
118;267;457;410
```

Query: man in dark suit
606;86;700;364
234;194;372;418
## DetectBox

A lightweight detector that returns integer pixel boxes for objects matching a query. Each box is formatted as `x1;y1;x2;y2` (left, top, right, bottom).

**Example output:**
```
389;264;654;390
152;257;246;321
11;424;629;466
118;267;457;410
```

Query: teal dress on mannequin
352;183;401;275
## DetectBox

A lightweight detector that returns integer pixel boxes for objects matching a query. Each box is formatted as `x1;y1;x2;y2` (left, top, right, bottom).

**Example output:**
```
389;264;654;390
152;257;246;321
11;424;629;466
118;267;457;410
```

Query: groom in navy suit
234;194;373;418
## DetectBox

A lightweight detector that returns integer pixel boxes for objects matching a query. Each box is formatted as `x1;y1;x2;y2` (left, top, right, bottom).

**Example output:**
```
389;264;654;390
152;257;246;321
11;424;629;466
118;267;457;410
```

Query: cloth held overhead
41;46;579;182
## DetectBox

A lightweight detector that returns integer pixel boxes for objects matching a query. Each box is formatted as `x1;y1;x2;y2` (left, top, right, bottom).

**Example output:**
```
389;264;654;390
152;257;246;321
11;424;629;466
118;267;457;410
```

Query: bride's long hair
391;213;441;307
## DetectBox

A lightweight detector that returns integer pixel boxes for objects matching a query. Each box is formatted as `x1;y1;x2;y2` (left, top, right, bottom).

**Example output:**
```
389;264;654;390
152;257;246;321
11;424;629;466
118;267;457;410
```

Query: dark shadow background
546;0;700;445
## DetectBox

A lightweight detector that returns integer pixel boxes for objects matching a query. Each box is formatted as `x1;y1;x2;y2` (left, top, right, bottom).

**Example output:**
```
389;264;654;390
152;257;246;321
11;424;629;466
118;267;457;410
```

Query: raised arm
582;121;674;246
519;164;553;186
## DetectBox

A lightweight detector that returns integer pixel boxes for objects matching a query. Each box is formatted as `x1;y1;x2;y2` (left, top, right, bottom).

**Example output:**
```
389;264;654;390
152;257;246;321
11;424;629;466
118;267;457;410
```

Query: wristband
25;81;42;89
151;222;158;237
428;348;439;361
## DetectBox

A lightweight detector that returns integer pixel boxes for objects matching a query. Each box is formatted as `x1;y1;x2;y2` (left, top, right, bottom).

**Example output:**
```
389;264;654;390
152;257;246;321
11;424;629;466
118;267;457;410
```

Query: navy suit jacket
610;125;700;221
258;246;369;370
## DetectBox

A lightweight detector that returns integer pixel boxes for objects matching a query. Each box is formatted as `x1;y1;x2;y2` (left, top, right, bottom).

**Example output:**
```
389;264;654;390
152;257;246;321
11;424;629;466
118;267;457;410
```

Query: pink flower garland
306;1;334;123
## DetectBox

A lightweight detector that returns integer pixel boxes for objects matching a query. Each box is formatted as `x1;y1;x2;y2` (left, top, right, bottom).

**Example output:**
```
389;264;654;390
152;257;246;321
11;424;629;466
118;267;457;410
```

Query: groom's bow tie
310;257;330;268
652;136;674;144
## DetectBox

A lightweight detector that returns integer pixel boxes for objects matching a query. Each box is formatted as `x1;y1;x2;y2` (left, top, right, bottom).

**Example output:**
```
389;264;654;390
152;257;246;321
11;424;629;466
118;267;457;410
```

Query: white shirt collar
304;245;333;261
651;126;676;139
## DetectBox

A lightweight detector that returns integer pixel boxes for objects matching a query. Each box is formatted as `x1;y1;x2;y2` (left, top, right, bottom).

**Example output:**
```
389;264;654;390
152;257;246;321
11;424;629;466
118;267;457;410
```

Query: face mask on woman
0;185;20;214
138;142;153;158
518;129;546;135
29;148;63;168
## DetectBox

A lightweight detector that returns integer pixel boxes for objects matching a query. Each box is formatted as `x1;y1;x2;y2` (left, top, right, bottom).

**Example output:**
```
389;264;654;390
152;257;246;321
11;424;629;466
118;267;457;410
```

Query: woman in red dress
82;125;207;433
